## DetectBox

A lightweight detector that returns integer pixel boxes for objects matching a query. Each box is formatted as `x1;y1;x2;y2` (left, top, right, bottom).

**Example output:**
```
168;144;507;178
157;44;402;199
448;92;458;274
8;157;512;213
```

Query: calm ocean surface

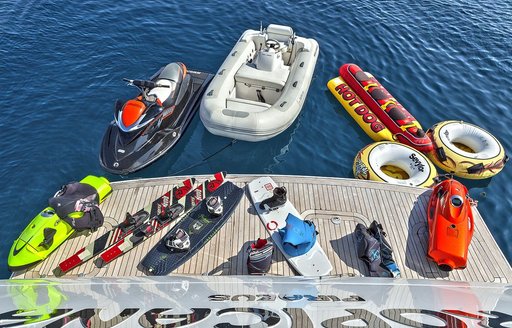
0;0;510;279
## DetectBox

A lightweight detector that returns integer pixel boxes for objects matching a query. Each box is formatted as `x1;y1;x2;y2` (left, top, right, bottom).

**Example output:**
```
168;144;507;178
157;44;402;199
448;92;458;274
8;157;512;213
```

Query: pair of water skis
57;175;333;277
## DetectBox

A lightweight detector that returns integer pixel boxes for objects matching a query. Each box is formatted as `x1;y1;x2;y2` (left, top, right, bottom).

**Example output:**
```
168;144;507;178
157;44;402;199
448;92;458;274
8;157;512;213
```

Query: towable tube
339;64;433;153
353;141;437;188
427;120;508;179
327;76;393;141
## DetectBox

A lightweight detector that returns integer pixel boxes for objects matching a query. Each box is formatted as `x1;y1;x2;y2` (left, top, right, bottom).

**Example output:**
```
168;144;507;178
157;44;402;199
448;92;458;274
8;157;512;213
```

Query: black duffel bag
49;181;104;231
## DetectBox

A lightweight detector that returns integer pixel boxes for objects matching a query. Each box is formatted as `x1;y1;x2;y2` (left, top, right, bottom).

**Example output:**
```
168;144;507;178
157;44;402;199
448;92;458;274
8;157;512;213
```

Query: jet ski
100;62;213;174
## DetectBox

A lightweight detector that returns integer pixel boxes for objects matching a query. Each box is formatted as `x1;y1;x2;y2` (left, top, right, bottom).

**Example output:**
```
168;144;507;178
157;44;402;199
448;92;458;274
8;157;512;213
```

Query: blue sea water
0;0;511;279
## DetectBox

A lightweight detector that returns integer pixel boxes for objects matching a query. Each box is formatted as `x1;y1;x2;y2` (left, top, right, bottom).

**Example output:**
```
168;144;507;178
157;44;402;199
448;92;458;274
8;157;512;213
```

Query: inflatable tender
8;176;111;271
353;141;437;188
337;63;433;153
427;120;508;179
200;24;318;142
427;176;475;271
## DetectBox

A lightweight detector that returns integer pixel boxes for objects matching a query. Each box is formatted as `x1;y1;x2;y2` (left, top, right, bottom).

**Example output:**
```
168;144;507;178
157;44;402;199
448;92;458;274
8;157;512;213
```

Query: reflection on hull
2;276;511;327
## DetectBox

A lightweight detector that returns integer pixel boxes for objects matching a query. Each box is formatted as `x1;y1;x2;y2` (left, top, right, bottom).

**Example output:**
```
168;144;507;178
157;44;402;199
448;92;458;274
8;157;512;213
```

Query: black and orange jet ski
100;62;213;174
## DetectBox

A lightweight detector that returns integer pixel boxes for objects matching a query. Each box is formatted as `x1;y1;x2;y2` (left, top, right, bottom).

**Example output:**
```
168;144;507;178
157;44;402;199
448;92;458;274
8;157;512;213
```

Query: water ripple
0;0;511;277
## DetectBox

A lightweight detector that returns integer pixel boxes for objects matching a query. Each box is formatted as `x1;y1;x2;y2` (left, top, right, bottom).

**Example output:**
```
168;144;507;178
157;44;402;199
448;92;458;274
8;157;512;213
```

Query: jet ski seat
148;79;176;106
158;62;183;81
148;62;182;106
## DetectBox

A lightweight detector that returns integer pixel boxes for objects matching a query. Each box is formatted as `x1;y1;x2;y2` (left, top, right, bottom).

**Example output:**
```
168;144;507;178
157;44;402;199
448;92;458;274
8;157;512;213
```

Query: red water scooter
427;176;476;271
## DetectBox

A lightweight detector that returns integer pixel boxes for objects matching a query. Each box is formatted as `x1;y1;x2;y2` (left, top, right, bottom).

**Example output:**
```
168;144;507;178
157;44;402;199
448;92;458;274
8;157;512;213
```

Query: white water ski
247;176;332;276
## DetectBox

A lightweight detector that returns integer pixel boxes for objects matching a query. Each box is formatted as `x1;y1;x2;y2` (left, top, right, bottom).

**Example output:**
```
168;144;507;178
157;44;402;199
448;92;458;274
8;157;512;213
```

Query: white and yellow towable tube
327;76;393;141
353;141;438;188
427;120;508;179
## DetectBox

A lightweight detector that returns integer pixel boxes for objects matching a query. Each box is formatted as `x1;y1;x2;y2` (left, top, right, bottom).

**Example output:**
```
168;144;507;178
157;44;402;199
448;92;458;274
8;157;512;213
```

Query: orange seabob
427;177;475;271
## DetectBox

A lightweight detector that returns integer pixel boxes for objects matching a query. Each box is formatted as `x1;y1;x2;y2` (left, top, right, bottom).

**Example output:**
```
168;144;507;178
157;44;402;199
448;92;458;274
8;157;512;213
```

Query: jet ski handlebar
123;78;170;89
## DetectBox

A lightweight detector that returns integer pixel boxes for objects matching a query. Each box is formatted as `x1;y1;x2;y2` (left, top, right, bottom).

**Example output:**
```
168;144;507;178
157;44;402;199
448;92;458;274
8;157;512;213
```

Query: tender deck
11;175;512;282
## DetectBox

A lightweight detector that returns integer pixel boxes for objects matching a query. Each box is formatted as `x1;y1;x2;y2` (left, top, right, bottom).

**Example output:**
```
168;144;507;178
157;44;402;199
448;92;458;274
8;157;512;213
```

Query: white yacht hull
1;276;510;327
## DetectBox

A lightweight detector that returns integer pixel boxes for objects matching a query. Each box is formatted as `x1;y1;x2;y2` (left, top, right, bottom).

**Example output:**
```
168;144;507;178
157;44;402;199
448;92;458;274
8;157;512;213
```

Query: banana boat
328;63;433;153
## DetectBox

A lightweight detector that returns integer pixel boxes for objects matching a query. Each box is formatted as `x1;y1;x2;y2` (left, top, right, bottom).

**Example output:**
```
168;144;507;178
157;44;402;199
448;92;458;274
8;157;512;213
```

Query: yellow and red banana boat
328;63;433;153
328;76;392;141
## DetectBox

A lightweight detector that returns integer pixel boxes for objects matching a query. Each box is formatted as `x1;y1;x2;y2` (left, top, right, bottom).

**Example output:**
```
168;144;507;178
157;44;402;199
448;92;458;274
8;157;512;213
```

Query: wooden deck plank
406;190;430;280
392;189;412;276
403;191;426;280
292;181;302;214
401;189;429;278
12;175;512;283
330;189;350;276
385;189;415;279
108;185;140;277
471;211;503;282
467;236;486;281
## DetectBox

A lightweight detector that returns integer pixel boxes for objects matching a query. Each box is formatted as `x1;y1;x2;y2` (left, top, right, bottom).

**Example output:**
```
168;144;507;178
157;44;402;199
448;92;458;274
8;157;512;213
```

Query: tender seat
266;24;294;43
235;63;290;90
266;24;294;55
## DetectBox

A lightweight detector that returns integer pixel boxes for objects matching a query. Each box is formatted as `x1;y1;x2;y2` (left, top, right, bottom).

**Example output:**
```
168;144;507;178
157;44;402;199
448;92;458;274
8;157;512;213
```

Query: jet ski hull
100;70;213;174
8;176;111;272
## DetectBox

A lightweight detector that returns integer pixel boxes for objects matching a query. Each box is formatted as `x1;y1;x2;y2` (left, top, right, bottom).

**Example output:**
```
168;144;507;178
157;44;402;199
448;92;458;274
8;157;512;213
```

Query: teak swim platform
11;174;512;283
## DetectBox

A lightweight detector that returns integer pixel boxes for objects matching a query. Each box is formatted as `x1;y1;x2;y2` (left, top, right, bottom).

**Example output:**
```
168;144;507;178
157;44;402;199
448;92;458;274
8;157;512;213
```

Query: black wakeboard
140;181;243;275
